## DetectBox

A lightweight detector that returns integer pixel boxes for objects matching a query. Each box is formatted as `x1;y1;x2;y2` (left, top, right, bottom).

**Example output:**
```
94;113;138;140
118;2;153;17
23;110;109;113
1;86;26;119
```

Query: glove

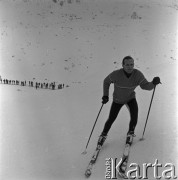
102;96;109;104
152;77;161;85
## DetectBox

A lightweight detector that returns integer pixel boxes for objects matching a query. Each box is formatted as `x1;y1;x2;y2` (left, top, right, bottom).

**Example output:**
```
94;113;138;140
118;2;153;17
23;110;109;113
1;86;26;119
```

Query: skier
97;56;161;147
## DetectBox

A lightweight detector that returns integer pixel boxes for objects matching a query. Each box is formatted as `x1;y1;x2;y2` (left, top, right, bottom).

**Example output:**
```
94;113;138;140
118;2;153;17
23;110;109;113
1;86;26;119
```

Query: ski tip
118;171;128;179
85;169;91;178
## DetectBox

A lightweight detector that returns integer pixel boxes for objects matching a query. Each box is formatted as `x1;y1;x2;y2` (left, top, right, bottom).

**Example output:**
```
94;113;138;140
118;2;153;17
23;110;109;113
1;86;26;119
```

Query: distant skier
97;56;161;146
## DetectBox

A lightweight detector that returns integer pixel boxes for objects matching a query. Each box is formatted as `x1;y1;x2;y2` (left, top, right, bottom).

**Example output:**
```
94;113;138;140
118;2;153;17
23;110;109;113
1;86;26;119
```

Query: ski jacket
103;68;154;104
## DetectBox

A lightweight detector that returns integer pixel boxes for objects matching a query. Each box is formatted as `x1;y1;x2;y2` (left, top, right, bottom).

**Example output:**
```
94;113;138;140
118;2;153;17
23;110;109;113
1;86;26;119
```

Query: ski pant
101;98;138;136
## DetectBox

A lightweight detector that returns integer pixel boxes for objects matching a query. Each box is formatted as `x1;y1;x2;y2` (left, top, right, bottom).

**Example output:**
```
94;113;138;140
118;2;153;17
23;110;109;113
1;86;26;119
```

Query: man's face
122;58;134;74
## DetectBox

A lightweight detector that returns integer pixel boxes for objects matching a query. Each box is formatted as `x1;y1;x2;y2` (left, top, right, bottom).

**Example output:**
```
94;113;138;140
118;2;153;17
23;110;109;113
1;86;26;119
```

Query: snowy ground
0;0;178;180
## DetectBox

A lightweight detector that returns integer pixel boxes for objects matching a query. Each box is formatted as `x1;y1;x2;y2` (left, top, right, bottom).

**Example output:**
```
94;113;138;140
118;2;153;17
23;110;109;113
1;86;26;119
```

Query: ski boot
97;134;107;148
127;130;136;137
126;131;135;145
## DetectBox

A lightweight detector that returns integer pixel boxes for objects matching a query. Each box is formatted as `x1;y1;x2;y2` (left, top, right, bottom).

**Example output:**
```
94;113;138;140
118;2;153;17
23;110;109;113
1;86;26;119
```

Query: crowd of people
0;76;65;90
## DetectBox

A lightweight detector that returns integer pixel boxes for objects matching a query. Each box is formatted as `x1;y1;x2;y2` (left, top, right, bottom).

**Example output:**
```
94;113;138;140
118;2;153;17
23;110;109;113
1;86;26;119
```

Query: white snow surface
0;0;178;180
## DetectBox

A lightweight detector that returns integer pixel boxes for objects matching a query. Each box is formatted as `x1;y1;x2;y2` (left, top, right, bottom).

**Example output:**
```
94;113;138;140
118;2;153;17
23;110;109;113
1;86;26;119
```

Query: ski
85;145;102;178
117;134;134;179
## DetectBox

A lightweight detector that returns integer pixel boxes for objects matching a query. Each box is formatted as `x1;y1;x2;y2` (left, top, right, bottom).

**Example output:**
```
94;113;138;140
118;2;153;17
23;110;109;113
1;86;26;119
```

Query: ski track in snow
0;0;178;180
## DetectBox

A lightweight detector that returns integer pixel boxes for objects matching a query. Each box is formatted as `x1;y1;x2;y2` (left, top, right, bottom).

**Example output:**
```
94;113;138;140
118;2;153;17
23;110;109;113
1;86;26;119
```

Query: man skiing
97;56;161;147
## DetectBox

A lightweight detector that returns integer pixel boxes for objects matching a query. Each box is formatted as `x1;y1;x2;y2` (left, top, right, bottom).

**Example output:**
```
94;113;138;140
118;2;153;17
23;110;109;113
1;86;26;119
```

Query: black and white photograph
0;0;177;179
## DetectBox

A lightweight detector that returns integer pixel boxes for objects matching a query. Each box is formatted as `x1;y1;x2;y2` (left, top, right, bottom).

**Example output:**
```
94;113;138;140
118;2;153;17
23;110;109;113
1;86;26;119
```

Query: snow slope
0;0;178;180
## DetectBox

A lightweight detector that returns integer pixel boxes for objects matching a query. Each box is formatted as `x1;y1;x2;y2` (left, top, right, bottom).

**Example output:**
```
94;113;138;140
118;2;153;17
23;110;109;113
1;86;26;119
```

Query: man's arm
103;73;113;96
140;79;154;90
137;70;155;90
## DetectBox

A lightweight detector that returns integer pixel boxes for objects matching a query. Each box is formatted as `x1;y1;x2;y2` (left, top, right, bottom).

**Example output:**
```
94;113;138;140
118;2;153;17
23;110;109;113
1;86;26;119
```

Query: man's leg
126;98;138;135
97;101;123;146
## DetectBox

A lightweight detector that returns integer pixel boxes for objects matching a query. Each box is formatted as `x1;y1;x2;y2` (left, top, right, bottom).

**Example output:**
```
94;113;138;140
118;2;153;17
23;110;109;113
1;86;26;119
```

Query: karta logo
105;158;177;179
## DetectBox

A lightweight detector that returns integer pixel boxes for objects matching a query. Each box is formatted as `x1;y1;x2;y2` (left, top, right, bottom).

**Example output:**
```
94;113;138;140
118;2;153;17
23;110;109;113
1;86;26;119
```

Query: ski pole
140;85;156;141
82;103;104;155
